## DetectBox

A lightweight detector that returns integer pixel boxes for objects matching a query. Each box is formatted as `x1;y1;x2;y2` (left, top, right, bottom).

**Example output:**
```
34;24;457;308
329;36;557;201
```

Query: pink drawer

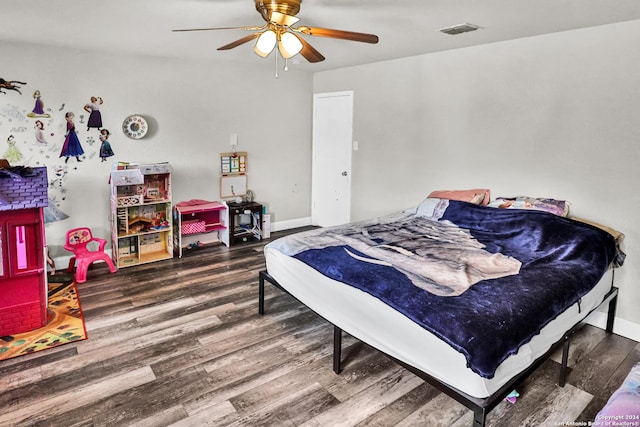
182;219;206;235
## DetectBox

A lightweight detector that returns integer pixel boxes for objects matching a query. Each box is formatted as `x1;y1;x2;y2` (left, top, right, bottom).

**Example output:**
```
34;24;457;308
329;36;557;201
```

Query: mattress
264;244;614;399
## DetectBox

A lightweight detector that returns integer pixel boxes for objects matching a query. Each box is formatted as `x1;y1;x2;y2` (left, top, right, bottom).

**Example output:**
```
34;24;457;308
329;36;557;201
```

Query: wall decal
43;197;69;223
1;101;67;217
1;104;24;121
0;79;26;95
50;165;68;200
34;120;50;145
3;135;23;163
59;112;84;163
27;90;51;118
99;129;115;162
1;85;120;221
84;96;103;131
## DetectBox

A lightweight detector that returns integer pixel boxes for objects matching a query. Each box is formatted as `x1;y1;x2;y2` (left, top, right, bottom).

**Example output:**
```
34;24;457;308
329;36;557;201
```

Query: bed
259;196;624;426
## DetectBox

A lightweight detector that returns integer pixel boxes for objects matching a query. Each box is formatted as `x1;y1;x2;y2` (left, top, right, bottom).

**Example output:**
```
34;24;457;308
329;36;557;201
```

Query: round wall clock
122;114;149;139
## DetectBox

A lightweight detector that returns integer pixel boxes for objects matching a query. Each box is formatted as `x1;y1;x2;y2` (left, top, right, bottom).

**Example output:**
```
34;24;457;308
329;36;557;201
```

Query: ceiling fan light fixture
255;0;301;20
270;11;300;27
176;0;378;66
254;29;277;57
278;31;303;58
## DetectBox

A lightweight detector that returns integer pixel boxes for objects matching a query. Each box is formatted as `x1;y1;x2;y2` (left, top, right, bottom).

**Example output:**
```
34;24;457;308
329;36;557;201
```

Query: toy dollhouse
110;162;173;268
0;165;49;336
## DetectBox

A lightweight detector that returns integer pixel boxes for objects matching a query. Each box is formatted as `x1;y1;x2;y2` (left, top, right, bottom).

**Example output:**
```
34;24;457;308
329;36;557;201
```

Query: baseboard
51;254;74;273
271;217;312;232
586;311;640;343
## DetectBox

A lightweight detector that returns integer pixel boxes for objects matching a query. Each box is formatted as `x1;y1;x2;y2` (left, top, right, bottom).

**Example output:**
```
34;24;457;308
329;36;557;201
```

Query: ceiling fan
173;0;379;63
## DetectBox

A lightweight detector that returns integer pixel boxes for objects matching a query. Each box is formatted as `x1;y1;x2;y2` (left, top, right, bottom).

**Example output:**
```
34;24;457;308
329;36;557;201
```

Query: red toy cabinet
0;166;48;337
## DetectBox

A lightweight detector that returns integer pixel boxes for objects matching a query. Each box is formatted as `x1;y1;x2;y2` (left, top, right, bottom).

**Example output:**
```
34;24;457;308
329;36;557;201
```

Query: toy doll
59;112;84;163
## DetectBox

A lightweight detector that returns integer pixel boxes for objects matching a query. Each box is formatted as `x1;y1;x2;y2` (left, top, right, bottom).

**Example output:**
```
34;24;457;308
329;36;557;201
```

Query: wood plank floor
1;229;638;427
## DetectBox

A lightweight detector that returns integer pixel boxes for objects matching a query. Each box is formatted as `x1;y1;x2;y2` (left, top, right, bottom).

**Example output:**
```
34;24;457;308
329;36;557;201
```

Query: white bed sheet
264;244;614;399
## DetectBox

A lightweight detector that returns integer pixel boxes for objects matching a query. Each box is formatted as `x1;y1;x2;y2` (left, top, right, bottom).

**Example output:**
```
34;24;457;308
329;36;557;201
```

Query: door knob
341;171;348;176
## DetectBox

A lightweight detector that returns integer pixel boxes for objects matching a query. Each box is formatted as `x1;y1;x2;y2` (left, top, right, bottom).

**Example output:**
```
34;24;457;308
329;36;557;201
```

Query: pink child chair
64;227;117;283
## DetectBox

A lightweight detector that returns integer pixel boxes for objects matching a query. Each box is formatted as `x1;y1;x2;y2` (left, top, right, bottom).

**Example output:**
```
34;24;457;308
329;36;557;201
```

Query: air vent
437;23;481;35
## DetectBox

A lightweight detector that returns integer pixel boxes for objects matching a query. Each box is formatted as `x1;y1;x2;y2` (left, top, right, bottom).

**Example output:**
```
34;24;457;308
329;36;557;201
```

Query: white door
312;91;353;227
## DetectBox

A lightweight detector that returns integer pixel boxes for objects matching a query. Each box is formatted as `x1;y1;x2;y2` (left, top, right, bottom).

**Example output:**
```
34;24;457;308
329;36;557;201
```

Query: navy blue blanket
290;201;617;378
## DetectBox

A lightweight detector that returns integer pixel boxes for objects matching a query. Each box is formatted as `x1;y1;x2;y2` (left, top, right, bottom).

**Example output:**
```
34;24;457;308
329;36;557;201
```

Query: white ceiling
3;0;640;73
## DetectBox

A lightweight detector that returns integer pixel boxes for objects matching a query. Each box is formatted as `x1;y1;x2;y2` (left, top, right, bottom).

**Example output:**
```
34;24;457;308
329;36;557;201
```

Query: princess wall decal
59;112;84;163
27;90;51;118
99;128;115;162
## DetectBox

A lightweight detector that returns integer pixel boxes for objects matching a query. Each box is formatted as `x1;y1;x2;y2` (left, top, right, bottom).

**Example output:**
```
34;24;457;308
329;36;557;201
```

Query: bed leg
606;291;618;333
559;334;571;387
472;408;486;427
258;270;266;316
333;326;342;374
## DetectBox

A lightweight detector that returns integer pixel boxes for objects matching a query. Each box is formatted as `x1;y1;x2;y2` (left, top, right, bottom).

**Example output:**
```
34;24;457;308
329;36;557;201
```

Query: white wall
0;42;313;258
313;20;640;334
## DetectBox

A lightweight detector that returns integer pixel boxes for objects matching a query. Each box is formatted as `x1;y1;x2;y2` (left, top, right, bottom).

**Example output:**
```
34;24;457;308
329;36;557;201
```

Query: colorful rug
0;275;87;361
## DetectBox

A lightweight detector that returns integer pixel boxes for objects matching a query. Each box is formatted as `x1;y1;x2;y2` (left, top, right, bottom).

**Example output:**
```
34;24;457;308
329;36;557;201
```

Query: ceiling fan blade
296;36;325;63
296;26;379;44
217;33;260;50
173;25;264;33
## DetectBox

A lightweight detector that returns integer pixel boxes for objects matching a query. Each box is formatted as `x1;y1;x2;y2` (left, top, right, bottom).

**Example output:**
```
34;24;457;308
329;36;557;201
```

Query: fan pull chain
274;53;291;79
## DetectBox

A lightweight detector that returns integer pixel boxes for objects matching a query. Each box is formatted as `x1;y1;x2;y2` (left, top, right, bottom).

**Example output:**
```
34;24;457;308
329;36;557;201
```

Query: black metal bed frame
258;269;618;427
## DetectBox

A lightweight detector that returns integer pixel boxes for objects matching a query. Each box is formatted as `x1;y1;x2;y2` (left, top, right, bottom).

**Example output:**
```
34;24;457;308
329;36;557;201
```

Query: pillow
415;197;450;219
571;217;626;267
427;189;490;205
571;217;624;242
487;196;570;217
